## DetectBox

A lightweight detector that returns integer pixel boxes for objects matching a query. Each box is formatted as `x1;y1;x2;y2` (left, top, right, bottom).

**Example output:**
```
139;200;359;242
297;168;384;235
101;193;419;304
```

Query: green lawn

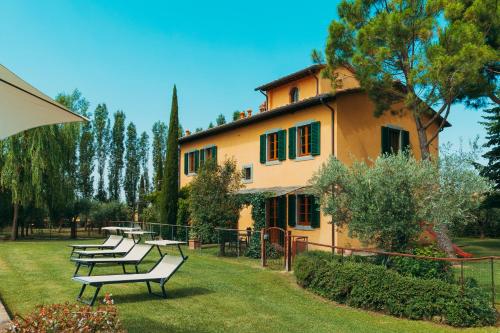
0;240;497;333
454;237;500;257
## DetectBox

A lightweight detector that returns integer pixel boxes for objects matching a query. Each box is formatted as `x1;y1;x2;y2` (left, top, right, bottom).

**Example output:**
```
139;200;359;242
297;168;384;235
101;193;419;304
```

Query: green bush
388;246;454;282
294;251;497;327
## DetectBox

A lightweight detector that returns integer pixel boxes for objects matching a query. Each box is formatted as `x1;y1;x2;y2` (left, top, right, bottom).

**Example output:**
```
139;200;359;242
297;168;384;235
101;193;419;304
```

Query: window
267;132;278;161
297;195;312;226
381;126;410;155
205;148;212;160
268;197;278;227
298;124;311;156
188;151;196;173
242;164;253;183
290;87;299;103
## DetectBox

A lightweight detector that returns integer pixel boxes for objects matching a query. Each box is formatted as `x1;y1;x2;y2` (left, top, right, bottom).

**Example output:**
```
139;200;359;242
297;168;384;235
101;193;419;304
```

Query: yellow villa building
178;64;447;248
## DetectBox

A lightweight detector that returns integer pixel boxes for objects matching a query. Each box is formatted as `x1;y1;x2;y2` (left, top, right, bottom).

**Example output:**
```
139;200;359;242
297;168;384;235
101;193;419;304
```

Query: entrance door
267;196;286;246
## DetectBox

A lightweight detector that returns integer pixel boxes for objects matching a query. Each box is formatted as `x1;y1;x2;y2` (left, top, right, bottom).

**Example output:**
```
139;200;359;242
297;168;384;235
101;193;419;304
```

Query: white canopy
0;64;87;139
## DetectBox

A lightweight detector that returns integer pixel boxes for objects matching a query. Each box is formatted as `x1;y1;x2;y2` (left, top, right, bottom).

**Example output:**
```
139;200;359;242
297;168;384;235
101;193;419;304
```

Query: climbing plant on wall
240;192;269;258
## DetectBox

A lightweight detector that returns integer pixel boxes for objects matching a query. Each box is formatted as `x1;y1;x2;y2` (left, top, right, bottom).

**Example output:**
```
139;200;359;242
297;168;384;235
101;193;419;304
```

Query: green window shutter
381;126;390;155
311;121;321;156
278;129;286;161
288;195;296;227
184;153;188;175
401;130;410;153
212;146;217;162
260;134;267;164
277;195;286;229
288;127;296;159
311;196;320;228
199;149;205;166
194;150;200;172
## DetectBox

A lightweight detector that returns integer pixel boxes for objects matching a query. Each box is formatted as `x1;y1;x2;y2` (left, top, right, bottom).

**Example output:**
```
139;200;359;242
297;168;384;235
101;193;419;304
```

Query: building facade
178;64;445;248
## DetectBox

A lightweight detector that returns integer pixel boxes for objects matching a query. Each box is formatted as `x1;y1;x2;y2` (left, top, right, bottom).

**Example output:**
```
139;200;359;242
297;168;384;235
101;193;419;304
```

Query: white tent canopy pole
0;64;87;140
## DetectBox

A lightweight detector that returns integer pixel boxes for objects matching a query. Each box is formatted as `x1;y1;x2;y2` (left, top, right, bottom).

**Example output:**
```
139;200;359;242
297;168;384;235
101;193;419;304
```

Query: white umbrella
0;64;88;140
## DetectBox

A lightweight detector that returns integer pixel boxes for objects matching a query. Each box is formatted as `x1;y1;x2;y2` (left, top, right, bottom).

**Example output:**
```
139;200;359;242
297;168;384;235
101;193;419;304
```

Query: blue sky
0;0;488;151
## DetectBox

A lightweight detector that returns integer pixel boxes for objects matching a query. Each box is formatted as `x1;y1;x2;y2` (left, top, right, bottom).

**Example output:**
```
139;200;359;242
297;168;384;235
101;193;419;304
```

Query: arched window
290;87;299;103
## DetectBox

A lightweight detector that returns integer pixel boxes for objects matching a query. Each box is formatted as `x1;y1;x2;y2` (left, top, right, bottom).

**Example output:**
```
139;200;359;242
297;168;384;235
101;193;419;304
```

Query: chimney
185;129;191;136
259;101;267;113
239;111;246;119
247;109;252;117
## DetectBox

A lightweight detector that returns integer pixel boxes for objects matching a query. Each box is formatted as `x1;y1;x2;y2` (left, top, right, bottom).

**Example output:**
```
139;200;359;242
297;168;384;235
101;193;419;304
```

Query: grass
0;240;498;333
454;237;500;257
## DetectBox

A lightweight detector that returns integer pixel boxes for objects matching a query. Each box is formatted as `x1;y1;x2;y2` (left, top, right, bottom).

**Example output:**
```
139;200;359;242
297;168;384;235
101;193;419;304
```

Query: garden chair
72;238;135;258
68;235;124;256
73;253;188;306
71;243;154;276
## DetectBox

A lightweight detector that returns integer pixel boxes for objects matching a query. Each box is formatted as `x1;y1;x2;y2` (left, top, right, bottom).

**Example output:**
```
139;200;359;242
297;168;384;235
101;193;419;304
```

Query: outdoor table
102;226;141;237
124;230;156;243
145;240;187;259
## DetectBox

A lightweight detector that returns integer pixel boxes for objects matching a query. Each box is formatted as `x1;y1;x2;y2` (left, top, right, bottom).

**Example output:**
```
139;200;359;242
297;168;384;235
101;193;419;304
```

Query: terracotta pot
189;239;201;250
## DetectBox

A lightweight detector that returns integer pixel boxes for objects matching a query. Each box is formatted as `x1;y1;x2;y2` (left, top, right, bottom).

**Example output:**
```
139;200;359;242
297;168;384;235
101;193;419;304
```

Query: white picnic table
146;240;187;258
124;230;156;243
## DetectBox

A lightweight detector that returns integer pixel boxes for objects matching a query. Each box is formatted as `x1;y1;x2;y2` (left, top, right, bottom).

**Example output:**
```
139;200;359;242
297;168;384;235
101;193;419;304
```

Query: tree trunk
414;113;456;257
414;114;431;160
434;224;456;258
10;203;19;241
70;217;77;239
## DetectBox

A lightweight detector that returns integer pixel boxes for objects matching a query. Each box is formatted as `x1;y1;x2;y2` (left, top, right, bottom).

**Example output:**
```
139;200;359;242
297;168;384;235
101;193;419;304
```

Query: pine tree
93;104;110;202
124;122;140;217
482;107;500;188
108;111;126;201
160;85;180;231
78;100;94;199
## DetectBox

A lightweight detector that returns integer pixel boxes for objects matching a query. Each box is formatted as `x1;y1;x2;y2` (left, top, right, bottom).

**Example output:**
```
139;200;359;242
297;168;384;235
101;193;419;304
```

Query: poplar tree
93;104;110;202
138;131;150;193
124;122;140;217
216;114;226;126
152;121;167;191
160;85;180;230
108;111;126;201
481;107;500;188
78;96;94;199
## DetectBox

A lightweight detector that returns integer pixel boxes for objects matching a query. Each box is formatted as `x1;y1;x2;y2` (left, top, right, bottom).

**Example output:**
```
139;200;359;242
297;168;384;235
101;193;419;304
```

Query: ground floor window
297;195;312;226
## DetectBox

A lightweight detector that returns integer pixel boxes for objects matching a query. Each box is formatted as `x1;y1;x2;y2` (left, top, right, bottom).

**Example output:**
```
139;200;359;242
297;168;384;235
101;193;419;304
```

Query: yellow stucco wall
180;67;442;250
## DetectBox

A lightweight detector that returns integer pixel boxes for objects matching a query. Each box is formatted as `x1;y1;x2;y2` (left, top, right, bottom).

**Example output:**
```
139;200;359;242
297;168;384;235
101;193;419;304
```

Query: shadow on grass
110;286;213;304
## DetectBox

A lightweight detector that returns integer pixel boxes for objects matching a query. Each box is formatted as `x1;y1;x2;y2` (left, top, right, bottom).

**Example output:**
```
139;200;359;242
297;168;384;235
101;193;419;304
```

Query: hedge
294;251;497;327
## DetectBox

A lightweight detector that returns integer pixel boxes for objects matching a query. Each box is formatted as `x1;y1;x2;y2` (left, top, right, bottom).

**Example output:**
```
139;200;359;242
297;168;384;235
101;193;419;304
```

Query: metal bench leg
161;283;167;298
74;263;81;277
122;264;126;274
88;263;95;276
77;284;87;300
90;286;101;306
135;265;139;273
146;281;152;294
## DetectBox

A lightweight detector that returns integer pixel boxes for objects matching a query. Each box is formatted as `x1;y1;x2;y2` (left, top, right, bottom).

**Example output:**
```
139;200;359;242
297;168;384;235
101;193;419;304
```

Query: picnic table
124;230;156;243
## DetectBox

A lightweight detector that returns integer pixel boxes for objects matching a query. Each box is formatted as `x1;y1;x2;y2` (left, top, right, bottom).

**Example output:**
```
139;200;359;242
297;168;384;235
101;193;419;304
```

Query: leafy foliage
215;114;226;126
93;103;110;202
89;201;129;227
294;251;497;327
7;302;125;333
242;192;268;258
124;122;140;216
151;121;167;191
310;153;492;251
188;158;242;243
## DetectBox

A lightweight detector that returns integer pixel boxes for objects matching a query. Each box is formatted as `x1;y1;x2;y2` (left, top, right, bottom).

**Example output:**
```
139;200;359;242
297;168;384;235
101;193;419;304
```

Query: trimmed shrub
294;251;497;327
388;246;455;282
6;301;125;332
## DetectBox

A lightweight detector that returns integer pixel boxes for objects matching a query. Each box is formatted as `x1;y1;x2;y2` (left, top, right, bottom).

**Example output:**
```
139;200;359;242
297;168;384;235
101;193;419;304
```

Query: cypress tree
160;86;180;232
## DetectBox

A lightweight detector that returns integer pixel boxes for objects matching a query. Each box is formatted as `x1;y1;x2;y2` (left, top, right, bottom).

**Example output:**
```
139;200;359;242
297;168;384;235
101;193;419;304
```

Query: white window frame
264;128;282;166
242;163;253;184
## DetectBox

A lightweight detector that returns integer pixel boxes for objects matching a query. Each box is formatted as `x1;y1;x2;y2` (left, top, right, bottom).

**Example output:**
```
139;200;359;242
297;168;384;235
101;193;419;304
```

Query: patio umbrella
0;64;87;140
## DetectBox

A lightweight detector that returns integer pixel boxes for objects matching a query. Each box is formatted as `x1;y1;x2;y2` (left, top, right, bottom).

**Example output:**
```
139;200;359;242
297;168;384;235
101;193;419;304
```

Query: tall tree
138;131;150;193
93;104;110;202
481;107;500;188
325;0;496;160
160;86;180;230
108;111;126;201
124;122;140;218
216;114;226;126
152;121;167;191
232;111;241;121
77;95;94;199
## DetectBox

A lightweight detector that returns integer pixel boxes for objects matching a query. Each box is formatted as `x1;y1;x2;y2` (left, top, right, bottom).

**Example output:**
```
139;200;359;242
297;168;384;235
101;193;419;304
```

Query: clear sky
0;0;488;151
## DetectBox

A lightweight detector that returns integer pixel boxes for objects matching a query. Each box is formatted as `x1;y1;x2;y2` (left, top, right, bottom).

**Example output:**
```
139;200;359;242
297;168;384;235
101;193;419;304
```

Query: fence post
491;257;495;307
341;248;344;263
460;261;464;292
237;231;240;258
261;229;266;267
285;231;292;272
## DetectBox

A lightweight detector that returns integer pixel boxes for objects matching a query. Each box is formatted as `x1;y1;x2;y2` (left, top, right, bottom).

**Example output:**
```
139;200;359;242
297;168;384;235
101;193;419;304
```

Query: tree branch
426;104;450;147
423;102;448;130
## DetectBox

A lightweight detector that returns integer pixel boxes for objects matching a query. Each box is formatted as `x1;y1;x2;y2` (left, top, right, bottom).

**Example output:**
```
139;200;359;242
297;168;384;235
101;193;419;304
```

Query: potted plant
188;229;201;250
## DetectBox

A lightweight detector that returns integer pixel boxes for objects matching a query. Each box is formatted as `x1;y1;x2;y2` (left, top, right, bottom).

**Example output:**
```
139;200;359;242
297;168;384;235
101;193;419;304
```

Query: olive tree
310;152;492;253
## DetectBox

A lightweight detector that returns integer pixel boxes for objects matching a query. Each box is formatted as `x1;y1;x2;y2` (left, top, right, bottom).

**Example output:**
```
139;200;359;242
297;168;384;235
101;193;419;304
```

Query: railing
293;240;499;307
215;227;258;257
